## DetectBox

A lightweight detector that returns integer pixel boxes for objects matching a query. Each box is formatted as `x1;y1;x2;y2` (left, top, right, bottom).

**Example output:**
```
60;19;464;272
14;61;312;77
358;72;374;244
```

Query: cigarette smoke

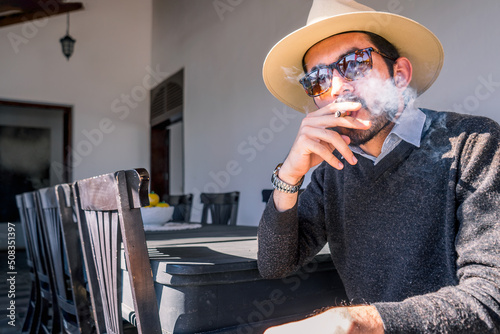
281;65;418;119
281;65;304;85
352;74;417;122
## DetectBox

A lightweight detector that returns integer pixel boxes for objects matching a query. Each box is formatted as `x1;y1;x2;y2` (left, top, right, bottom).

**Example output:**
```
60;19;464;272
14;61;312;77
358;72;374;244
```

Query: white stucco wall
152;0;500;226
152;0;311;224
0;0;153;181
2;0;498;228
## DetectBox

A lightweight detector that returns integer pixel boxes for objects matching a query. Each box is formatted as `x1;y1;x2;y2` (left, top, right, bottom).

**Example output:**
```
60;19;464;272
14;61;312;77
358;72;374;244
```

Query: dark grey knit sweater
258;109;500;333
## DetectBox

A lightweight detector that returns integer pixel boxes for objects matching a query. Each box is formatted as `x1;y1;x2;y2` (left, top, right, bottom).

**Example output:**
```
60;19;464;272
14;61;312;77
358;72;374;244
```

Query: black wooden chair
16;191;60;334
164;193;193;223
72;169;161;334
15;193;42;334
37;184;95;333
262;189;304;203
261;189;273;203
200;191;240;225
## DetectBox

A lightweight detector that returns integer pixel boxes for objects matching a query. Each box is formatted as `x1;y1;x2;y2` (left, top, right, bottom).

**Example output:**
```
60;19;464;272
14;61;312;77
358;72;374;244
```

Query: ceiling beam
0;1;83;28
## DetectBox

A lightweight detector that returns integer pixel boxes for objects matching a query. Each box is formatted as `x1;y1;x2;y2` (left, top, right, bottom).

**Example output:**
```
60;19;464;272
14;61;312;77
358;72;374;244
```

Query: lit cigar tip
334;110;353;118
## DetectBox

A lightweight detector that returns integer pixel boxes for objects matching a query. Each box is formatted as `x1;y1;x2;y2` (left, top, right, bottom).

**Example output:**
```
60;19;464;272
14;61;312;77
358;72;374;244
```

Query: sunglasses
299;47;396;97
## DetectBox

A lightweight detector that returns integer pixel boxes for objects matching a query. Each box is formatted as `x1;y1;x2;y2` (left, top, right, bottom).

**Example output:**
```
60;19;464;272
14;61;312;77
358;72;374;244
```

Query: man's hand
273;101;371;212
264;305;384;334
281;101;369;180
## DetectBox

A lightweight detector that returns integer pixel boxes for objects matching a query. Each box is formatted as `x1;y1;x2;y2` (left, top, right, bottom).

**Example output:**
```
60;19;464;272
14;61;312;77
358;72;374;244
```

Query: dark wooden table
121;225;346;334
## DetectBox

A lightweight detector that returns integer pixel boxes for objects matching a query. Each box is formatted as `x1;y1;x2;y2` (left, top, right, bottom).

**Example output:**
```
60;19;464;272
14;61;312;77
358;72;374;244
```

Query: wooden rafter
0;0;83;28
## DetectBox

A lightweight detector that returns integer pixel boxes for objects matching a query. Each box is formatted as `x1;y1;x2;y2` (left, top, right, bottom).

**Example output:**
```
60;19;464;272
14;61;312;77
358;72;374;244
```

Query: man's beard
336;112;393;146
333;93;397;146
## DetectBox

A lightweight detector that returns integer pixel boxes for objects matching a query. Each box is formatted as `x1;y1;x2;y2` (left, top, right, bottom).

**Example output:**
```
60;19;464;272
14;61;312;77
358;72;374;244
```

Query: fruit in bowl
147;192;160;206
141;206;174;225
141;192;173;225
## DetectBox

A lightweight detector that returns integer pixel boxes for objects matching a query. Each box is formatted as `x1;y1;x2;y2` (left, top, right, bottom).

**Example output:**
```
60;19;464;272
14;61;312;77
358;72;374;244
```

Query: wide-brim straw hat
262;0;444;113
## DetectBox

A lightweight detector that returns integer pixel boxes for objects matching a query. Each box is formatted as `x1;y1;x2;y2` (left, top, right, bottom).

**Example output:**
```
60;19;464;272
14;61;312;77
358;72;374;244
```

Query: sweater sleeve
258;164;328;279
375;119;500;333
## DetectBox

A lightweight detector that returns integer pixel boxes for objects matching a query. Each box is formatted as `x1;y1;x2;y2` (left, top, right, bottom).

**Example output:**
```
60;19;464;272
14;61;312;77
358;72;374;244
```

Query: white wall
0;0;153;181
152;0;311;224
152;0;500;226
2;0;498;227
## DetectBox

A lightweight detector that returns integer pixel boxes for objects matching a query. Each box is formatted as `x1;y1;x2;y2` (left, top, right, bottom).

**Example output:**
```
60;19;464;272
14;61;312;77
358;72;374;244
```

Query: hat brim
262;12;444;113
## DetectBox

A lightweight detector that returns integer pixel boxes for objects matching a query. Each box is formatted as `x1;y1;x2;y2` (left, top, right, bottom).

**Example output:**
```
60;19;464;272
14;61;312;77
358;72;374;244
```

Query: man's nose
317;74;353;103
329;73;354;97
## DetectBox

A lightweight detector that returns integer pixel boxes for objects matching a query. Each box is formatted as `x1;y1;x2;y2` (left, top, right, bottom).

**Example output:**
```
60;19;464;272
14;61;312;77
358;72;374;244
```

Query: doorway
0;100;71;223
149;69;184;201
150;119;184;199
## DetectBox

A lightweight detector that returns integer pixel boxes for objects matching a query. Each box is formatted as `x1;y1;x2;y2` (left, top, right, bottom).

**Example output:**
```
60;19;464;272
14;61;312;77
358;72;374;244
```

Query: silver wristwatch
271;163;304;193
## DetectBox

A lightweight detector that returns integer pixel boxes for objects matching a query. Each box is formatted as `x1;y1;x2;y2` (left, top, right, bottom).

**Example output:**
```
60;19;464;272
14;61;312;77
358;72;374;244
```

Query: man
258;0;500;333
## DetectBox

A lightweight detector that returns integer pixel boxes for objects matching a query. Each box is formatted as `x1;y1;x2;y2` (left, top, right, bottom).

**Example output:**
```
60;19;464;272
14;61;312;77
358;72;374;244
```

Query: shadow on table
146;247;346;334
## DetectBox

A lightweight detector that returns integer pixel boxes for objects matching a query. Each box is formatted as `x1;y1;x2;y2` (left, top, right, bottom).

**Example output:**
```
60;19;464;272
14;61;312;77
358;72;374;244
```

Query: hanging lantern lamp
60;13;76;60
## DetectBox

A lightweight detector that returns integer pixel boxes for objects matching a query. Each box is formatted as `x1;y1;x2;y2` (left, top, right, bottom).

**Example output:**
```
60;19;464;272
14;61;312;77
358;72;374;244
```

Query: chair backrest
15;193;42;334
16;194;33;268
16;191;61;333
261;189;304;203
261;189;273;203
37;184;94;333
15;194;36;278
72;168;161;334
165;193;193;223
200;191;240;225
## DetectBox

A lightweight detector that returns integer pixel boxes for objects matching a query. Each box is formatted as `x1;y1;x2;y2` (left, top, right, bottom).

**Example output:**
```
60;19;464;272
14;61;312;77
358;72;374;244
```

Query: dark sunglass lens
302;67;332;96
300;77;312;92
313;68;331;96
340;50;373;80
302;79;316;97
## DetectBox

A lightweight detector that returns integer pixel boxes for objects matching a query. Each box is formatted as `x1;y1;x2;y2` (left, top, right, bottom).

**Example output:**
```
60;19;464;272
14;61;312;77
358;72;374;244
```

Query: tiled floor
0;251;30;334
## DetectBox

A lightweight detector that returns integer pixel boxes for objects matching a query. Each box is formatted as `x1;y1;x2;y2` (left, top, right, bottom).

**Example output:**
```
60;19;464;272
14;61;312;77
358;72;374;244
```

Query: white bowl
140;206;174;225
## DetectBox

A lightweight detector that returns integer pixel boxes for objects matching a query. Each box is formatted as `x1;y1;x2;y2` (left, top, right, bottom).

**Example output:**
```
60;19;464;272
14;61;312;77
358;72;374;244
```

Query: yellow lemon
156;202;170;207
148;192;160;206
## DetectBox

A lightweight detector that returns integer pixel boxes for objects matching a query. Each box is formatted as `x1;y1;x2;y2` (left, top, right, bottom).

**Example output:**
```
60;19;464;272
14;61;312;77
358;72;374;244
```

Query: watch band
271;163;304;193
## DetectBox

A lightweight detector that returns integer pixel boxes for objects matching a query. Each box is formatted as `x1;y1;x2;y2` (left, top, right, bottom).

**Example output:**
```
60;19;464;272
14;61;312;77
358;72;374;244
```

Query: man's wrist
275;162;304;185
272;163;304;194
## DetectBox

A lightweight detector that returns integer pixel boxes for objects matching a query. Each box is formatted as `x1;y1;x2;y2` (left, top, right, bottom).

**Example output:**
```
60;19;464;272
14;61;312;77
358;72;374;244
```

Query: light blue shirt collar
350;106;426;164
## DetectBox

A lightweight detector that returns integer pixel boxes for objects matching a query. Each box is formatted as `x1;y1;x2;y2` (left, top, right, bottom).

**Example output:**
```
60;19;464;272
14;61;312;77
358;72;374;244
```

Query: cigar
334;110;352;117
334;94;358;117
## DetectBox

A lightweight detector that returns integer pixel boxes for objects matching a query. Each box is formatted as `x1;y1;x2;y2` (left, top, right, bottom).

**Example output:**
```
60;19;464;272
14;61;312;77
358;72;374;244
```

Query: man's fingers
302;138;347;170
341;135;351;145
308;101;362;117
300;127;357;166
303;113;371;130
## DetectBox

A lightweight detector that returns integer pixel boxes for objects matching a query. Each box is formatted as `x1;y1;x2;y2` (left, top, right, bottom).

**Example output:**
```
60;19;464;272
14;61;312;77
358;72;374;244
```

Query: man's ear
393;57;412;89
